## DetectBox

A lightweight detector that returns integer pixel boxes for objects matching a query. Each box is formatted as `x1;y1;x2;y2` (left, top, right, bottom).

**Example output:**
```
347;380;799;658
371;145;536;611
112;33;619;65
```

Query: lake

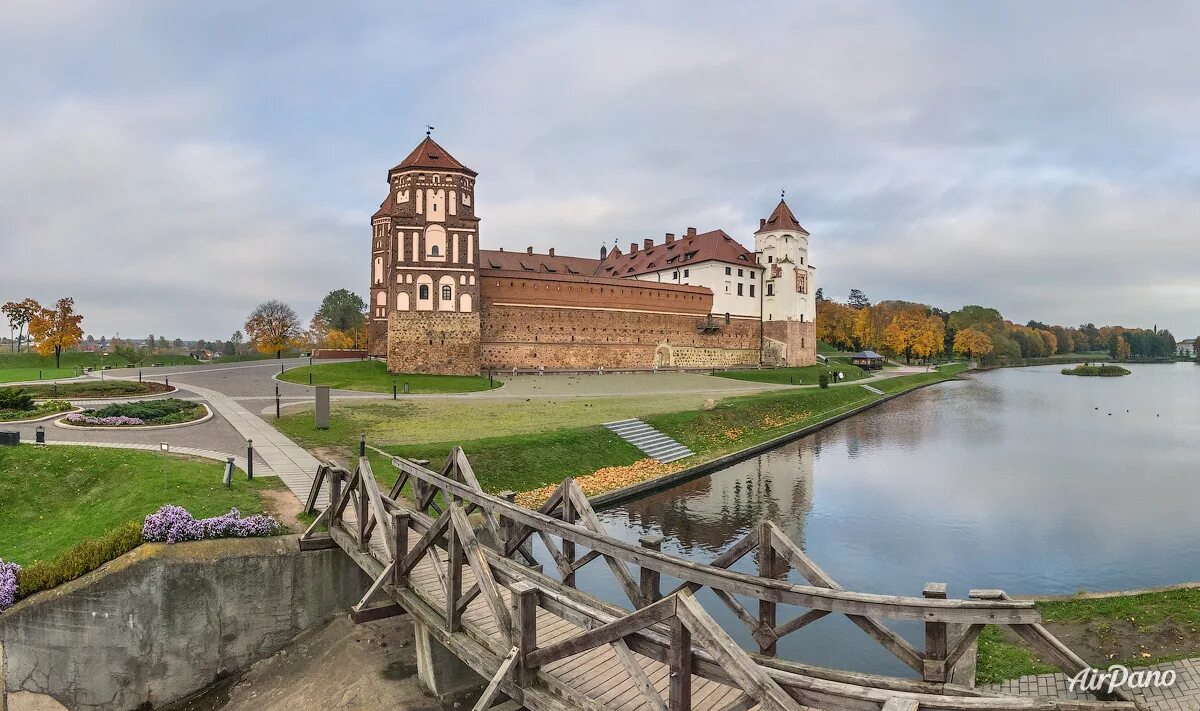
556;363;1200;675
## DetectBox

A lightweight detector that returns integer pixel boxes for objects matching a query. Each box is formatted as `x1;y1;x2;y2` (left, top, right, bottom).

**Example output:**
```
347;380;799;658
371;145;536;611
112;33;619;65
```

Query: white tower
756;197;814;324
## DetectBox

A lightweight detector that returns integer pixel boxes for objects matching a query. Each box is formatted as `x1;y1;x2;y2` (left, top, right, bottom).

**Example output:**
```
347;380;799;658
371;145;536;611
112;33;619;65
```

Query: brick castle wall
386;311;481;375
763;319;817;367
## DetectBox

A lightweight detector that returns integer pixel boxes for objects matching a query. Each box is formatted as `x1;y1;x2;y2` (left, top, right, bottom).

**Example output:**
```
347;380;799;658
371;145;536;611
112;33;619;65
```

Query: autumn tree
315;289;368;349
1114;334;1132;361
847;289;871;309
245;300;303;358
28;297;84;368
2;298;41;352
881;308;927;362
953;328;993;360
911;315;945;362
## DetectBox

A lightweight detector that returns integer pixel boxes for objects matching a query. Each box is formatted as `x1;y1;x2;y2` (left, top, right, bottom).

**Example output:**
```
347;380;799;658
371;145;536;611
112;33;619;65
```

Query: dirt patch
160;615;449;711
260;487;305;532
1042;618;1200;665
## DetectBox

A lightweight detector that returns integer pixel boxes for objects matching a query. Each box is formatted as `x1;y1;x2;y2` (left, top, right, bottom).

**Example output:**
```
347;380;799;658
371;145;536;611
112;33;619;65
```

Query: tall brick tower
368;135;483;374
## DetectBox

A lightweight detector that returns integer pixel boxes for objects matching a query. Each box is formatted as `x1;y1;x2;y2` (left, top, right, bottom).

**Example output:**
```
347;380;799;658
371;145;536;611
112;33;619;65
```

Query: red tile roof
595;229;759;278
390;136;477;177
755;199;808;235
480;249;602;276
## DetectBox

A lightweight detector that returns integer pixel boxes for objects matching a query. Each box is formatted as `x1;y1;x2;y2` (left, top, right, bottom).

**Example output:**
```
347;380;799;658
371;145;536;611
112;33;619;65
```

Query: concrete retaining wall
0;535;367;711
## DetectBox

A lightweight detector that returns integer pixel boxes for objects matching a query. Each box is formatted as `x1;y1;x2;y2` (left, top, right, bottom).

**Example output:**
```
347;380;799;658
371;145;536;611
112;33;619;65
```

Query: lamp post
246;439;254;480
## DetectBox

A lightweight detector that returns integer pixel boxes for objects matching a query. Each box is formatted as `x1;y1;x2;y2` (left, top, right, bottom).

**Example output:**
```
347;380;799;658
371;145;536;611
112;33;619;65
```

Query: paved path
987;659;1200;710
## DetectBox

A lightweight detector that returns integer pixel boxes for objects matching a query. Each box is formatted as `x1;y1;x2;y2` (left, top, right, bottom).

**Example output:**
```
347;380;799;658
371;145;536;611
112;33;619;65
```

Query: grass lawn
713;362;866;386
977;587;1200;684
0;367;81;383
279;359;497;394
273;392;714;450
0;444;284;565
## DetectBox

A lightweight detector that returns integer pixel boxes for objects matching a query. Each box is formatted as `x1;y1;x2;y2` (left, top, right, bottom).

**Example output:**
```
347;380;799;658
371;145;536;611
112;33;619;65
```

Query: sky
2;1;1198;341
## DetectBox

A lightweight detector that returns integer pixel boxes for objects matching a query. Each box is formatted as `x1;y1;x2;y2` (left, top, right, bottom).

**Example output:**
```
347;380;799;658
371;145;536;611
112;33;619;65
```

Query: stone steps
602;419;694;464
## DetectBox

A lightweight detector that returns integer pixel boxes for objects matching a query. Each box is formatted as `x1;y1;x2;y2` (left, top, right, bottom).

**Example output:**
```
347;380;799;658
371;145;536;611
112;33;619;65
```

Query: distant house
850;350;886;369
189;349;221;361
1179;339;1196;358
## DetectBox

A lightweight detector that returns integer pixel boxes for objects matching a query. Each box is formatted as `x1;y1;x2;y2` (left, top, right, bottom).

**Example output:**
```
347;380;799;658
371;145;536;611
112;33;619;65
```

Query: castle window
672;271;679;280
737;283;743;296
442;285;452;300
749;285;755;298
419;285;430;300
767;283;774;296
430;245;441;257
768;256;773;263
737;269;744;277
683;269;689;277
724;267;731;275
749;272;755;280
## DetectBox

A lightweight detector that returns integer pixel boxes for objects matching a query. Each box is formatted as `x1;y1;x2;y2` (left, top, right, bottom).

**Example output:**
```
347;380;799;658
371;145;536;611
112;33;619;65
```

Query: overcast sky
2;1;1198;340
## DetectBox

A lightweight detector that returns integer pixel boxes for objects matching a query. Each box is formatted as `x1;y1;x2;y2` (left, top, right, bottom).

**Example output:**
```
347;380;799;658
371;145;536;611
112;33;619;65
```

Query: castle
367;136;817;375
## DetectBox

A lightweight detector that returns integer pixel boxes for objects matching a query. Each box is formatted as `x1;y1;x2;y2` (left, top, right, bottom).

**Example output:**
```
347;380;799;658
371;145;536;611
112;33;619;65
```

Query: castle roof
480;249;602;276
596;229;759;278
390;136;477;177
755;199;808;235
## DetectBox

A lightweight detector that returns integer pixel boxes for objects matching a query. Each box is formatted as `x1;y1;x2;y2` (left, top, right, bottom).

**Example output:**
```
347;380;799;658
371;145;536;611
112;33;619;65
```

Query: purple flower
66;413;145;426
142;505;281;544
0;559;20;612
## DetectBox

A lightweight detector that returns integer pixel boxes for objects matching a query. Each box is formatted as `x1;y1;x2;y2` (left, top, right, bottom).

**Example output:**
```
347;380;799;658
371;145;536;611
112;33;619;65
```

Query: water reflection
583;363;1200;674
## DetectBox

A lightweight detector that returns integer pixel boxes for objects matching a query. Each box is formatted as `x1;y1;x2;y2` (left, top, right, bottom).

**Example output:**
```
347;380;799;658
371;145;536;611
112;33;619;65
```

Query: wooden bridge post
669;615;693;710
392;512;409;588
511;581;539;686
447;517;464;632
357;471;369;552
562;490;576;587
498;491;517;549
639;534;663;603
329;469;342;525
923;582;949;682
758;520;784;656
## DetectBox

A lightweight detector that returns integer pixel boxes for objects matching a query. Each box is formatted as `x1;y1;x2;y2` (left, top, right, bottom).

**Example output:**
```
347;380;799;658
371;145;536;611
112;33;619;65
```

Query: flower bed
63;398;206;427
4;380;174;399
142;505;281;543
0;399;74;422
0;560;18;612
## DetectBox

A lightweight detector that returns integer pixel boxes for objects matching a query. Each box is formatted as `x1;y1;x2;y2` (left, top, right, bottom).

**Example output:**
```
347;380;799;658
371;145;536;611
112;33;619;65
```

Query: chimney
630;242;639;253
548;247;555;257
526;246;534;255
686;227;697;238
643;238;653;250
759;218;766;229
665;232;675;243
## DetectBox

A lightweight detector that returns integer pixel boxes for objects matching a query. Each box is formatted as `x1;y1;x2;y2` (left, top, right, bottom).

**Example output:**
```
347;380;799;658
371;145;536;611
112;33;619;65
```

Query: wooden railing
300;450;1139;710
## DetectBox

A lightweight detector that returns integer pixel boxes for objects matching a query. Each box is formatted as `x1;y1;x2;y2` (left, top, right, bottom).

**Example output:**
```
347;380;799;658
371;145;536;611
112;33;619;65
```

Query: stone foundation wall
762;319;817;367
387;311;481;375
0;536;367;711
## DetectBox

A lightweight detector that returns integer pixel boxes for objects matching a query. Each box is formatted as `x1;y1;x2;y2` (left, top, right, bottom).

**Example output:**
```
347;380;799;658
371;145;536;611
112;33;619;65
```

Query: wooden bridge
299;450;1141;711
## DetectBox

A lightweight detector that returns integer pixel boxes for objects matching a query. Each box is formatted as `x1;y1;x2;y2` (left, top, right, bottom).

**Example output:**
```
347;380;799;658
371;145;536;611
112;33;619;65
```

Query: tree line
816;290;1189;364
242;289;368;358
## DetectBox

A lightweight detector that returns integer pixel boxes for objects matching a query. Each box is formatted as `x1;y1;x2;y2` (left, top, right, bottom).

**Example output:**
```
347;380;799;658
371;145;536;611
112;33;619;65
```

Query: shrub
818;373;830;389
70;398;204;426
1061;364;1131;377
142;505;281;543
0;388;34;411
0;559;19;611
15;522;143;600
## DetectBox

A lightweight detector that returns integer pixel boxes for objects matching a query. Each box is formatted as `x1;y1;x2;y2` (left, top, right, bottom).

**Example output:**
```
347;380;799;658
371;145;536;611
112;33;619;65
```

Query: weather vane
426;125;435;136
781;188;786;200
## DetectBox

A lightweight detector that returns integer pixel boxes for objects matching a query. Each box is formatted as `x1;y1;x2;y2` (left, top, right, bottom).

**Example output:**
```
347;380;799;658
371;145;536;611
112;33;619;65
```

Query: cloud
1;1;1197;338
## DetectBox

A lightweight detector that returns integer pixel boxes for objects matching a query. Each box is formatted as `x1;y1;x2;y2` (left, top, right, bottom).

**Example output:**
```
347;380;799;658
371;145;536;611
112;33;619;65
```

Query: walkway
987;660;1200;711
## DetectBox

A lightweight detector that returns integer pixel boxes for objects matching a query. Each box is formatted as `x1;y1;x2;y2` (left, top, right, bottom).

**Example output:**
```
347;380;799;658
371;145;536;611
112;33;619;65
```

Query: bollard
308;370;313;385
281;363;285;375
39;369;42;380
139;370;142;383
359;433;366;457
223;457;234;488
165;376;169;388
488;369;494;388
275;385;281;418
53;382;58;397
393;381;397;399
246;439;254;480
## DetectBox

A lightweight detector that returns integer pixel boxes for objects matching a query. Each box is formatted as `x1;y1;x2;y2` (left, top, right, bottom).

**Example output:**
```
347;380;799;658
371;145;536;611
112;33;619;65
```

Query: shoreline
590;367;967;509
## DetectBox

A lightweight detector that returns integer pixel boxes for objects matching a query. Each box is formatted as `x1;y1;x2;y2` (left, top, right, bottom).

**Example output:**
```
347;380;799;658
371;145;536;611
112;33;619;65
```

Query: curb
589;372;968;510
54;404;214;431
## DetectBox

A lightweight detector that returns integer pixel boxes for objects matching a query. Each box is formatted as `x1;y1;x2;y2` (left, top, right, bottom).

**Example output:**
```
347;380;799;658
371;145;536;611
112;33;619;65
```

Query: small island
1061;364;1131;377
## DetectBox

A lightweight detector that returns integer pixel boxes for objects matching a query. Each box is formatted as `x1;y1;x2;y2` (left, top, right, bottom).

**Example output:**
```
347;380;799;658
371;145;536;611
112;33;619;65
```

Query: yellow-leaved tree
28;297;84;368
245;300;303;358
952;328;993;360
911;315;945;362
1115;334;1131;361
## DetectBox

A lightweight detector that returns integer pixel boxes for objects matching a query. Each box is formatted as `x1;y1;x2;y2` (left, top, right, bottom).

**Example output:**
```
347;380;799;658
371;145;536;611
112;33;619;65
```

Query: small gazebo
850;350;886;370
